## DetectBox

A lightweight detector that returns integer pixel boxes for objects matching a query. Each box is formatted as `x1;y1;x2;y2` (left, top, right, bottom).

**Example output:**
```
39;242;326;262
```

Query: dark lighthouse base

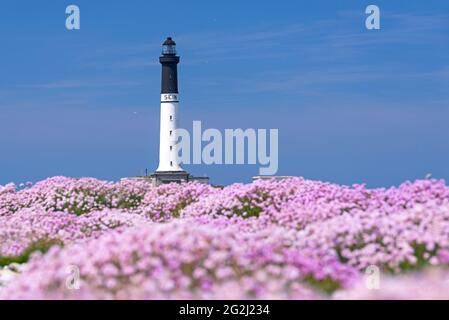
123;171;209;187
152;171;190;184
152;171;209;186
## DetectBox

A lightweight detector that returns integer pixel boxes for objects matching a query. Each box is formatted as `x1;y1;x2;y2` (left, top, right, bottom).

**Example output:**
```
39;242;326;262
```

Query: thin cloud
20;80;143;89
55;11;449;71
244;67;449;93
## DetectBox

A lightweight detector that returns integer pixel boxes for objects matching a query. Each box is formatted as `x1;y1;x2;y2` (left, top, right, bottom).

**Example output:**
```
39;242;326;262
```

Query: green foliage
0;238;63;267
303;275;341;294
117;195;145;210
398;242;439;272
172;201;189;218
231;195;264;218
336;238;441;274
56;189;145;216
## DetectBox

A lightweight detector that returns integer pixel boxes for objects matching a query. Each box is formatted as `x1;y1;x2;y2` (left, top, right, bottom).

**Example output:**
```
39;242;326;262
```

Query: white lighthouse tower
150;37;208;185
156;37;183;173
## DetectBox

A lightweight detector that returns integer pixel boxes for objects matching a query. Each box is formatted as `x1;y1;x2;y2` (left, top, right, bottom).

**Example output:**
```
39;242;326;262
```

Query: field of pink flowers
1;176;449;299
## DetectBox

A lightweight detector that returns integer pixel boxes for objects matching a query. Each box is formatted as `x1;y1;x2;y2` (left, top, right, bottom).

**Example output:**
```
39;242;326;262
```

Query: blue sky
0;0;448;186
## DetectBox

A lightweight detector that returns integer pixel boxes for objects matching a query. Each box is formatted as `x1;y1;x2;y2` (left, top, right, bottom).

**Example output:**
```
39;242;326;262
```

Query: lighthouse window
170;115;173;121
163;45;176;55
170;161;173;167
170;130;172;135
170;146;173;151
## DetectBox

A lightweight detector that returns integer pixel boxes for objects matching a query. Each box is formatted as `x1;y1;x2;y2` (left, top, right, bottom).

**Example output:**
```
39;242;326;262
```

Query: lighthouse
122;37;209;185
156;37;184;173
150;37;209;185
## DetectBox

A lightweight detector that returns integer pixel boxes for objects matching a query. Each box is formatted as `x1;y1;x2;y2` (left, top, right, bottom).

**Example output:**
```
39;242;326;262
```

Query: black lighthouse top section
160;37;179;94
